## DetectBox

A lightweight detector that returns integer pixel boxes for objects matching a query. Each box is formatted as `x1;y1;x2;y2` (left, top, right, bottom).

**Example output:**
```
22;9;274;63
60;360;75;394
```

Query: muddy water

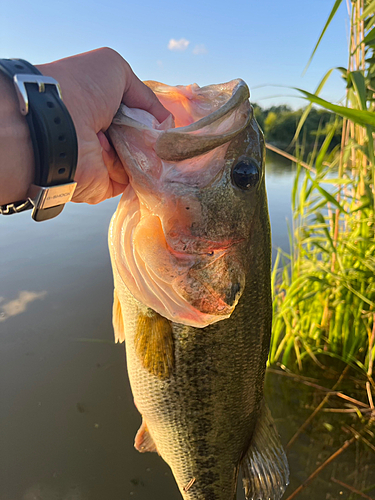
1;156;373;500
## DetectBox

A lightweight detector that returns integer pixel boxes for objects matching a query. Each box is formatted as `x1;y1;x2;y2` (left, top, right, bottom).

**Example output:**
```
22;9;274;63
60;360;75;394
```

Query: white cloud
168;38;190;51
193;44;208;55
156;60;163;68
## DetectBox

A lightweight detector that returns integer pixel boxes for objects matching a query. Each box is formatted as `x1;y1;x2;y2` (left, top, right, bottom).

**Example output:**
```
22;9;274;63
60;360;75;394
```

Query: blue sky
2;0;349;109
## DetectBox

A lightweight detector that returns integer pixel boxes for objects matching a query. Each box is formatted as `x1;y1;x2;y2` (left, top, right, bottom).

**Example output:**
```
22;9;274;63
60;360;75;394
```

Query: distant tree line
253;104;342;152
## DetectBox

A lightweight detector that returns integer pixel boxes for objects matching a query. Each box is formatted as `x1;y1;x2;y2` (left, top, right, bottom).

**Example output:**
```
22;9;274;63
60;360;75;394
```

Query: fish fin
134;419;158;454
134;310;174;379
112;289;125;344
241;402;289;500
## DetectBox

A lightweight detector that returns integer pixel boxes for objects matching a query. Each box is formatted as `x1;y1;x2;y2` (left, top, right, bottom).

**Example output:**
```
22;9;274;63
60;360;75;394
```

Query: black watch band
0;58;78;221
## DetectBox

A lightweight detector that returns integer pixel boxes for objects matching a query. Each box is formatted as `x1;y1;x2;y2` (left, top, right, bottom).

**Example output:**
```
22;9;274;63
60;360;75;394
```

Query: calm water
0;154;373;500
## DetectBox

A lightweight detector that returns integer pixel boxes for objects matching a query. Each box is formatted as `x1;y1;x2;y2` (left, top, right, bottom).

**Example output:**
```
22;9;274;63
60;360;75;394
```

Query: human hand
37;48;170;204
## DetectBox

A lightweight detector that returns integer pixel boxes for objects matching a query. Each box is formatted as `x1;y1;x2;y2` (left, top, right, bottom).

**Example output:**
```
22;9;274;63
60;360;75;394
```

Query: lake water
1;154;373;500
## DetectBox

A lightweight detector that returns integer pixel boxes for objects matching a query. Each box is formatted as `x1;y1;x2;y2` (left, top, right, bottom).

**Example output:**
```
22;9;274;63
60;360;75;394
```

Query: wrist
0;59;78;220
0;73;35;205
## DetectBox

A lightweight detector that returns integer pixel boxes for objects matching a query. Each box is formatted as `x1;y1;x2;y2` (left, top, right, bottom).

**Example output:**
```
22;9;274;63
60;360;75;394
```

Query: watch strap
0;59;78;221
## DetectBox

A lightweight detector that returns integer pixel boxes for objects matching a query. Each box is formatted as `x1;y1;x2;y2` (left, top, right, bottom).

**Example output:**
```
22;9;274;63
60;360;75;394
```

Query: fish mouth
108;79;252;195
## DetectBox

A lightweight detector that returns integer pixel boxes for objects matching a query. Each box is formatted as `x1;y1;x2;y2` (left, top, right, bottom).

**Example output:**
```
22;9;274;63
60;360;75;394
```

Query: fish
107;79;289;500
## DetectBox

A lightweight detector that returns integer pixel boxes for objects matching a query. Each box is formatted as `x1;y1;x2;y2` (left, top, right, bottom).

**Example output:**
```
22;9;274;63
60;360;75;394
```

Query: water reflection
22;483;87;500
0;290;47;322
266;151;295;260
266;367;375;500
266;150;296;176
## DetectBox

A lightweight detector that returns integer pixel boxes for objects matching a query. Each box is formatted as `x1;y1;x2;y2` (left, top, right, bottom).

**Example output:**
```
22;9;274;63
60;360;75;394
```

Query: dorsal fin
134;310;174;379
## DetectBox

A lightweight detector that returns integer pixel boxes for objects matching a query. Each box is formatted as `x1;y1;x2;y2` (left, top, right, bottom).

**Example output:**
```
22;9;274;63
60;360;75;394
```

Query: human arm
0;47;170;207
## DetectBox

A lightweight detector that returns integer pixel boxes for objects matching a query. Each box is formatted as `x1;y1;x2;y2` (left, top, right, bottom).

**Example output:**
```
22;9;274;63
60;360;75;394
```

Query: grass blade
359;0;375;20
303;0;344;74
295;88;375;127
349;71;367;110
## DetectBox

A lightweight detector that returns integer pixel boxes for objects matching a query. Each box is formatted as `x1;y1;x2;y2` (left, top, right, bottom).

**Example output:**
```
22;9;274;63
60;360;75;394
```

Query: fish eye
231;159;260;190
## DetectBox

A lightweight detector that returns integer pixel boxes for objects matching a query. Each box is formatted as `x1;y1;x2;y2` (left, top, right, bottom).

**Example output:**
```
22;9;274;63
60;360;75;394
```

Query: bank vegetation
270;0;375;397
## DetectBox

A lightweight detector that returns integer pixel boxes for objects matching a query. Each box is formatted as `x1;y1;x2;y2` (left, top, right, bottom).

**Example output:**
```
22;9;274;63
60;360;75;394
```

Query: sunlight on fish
108;79;289;500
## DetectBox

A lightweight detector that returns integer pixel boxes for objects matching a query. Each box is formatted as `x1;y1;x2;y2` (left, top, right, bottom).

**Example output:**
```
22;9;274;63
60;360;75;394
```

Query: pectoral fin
134;419;158;454
135;310;174;379
241;402;289;500
112;289;125;343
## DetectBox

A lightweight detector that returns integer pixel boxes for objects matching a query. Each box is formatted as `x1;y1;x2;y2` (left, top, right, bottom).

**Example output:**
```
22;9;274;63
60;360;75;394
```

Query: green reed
270;0;375;383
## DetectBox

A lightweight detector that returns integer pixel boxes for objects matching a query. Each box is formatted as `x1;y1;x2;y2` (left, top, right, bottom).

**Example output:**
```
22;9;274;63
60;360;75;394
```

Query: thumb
122;69;170;123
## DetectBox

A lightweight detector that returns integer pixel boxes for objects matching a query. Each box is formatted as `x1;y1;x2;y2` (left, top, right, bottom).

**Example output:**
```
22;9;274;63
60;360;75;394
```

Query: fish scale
108;79;289;500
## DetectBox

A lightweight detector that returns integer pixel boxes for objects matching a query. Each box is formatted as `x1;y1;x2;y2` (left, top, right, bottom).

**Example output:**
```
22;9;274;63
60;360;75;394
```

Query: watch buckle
13;74;63;115
27;182;77;210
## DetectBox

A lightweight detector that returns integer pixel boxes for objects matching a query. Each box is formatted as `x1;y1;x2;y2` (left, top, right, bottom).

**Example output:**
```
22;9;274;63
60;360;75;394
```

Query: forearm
0;73;34;206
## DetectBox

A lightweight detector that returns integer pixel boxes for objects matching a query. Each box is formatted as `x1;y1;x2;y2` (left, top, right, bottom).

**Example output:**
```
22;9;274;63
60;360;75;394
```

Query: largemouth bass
108;79;289;500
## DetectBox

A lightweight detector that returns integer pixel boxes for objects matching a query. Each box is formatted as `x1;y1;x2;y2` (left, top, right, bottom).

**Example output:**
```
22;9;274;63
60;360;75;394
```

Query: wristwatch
0;59;78;221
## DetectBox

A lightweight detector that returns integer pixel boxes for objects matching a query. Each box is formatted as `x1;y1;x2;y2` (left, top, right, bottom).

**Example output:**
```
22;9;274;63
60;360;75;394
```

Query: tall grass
270;0;375;384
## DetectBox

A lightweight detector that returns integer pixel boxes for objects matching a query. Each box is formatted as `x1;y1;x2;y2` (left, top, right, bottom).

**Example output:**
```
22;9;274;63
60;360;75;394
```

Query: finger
111;180;129;198
123;68;170;123
98;131;129;186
